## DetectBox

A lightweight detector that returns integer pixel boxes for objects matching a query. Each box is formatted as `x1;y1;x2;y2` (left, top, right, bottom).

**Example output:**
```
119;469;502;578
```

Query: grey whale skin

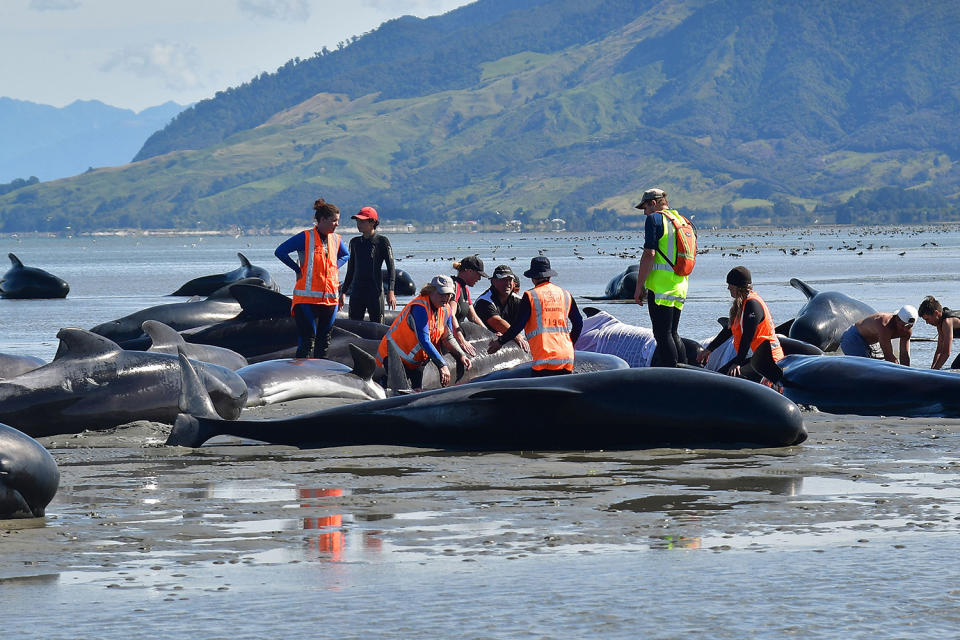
0;423;59;518
170;252;276;296
169;355;807;450
785;278;875;351
779;354;960;418
0;328;247;438
0;253;69;299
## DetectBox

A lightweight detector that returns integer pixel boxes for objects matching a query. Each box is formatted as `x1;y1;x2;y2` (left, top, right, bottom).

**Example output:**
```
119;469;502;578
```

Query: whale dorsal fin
208;277;265;299
238;252;252;267
230;283;293;318
176;349;219;418
789;278;819;299
142;320;185;350
8;253;23;268
54;327;123;359
348;343;377;381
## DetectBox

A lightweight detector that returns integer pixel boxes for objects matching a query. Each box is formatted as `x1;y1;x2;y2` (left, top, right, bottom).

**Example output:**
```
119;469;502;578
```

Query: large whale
583;265;638;301
168;348;807;450
0;423;59;518
238;344;385;406
170;252;276;296
776;353;960;417
0;352;46;379
465;352;629;384
1;328;247;437
142;320;248;370
0;254;69;299
784;278;876;351
90;278;267;344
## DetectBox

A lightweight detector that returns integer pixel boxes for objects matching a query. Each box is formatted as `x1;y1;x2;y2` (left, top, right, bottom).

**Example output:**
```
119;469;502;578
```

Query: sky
1;0;475;113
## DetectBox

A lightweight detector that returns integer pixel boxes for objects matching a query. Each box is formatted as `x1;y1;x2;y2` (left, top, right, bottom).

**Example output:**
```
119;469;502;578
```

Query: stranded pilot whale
0;254;70;299
168;346;807;450
0;423;59;518
170;252;277;296
783;278;875;351
583;265;639;301
0;328;247;438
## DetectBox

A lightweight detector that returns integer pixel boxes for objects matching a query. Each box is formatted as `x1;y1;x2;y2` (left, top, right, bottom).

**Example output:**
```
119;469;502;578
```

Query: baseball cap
491;264;515;279
458;255;489;277
430;275;456;295
352;206;378;222
634;188;666;209
897;305;918;325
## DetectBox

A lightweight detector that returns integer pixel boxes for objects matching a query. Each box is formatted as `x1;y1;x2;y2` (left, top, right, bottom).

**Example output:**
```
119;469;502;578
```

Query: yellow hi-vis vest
644;209;689;309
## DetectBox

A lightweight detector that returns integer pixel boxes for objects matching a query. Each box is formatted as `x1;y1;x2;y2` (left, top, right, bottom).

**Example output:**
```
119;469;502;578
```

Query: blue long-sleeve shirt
274;230;349;276
410;303;455;368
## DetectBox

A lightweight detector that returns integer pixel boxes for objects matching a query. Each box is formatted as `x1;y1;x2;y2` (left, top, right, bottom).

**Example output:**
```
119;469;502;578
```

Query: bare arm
899;329;911;367
878;336;897;363
932;323;953;369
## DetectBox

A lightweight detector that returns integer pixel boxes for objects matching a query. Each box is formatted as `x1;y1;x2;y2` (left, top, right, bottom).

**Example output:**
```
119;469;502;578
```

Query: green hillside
2;0;958;233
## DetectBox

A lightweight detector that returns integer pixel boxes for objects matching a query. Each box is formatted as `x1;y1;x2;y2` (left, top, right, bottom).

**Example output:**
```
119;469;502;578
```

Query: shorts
840;325;871;357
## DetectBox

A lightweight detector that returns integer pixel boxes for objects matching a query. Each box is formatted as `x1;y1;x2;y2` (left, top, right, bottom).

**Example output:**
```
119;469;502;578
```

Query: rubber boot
296;337;315;359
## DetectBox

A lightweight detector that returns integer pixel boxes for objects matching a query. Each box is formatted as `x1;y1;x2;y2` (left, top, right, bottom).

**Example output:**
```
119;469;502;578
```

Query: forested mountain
2;0;958;233
0;98;186;183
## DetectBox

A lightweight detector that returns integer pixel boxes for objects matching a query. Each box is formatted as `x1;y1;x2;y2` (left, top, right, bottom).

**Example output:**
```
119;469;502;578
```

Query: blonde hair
728;284;753;322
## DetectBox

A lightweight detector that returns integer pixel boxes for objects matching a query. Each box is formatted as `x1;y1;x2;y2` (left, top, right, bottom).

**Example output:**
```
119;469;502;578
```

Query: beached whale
142;320;247;370
168;348;807;450
783;278;875;351
583;265;638;301
170;252;276;296
0;423;59;518
89;278;267;344
466;351;629;383
238;344;385;406
0;352;46;379
777;353;960;417
0;254;70;299
1;328;247;438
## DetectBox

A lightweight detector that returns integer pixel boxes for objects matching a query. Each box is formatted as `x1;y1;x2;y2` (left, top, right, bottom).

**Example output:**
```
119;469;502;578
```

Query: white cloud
29;0;81;10
100;41;202;91
237;0;311;22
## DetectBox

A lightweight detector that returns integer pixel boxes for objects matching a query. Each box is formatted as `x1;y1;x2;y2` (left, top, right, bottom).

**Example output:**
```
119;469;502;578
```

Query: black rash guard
706;298;764;371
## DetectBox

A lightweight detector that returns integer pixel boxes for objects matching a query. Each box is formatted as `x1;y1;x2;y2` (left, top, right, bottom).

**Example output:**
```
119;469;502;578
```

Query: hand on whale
0;423;59;518
170;252;277;296
0;254;69;299
169;345;807;450
1;328;247;438
784;278;875;351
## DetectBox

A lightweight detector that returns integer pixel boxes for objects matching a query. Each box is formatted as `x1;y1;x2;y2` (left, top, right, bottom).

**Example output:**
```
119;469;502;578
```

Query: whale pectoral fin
789;278;819;300
775;318;794;334
348;343;377;381
176;350;220;419
467;387;583;401
386;341;413;394
0;483;35;518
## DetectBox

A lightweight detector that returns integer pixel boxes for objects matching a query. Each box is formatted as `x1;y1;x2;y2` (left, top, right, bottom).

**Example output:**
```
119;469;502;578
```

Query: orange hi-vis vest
731;291;784;362
524;281;574;371
292;228;341;308
377;295;448;369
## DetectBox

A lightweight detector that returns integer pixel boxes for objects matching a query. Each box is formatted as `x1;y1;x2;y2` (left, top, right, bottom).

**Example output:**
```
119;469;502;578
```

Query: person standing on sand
340;206;396;323
633;187;688;367
274;197;349;359
840;306;916;365
918;295;960;369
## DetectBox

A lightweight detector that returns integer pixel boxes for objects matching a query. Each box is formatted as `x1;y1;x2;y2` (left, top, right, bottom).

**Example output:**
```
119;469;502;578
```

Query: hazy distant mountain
1;0;958;232
0;98;186;182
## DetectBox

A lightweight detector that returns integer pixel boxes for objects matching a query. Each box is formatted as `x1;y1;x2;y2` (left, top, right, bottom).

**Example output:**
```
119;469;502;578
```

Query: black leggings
647;291;686;368
293;303;338;359
348;287;385;323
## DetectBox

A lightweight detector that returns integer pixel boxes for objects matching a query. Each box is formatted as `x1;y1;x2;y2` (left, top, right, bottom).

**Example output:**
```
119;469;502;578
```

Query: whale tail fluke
167;349;220;447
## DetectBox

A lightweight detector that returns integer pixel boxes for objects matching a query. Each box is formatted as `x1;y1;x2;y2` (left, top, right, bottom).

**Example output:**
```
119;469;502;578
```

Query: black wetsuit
342;233;395;323
706;298;782;382
940;308;960;369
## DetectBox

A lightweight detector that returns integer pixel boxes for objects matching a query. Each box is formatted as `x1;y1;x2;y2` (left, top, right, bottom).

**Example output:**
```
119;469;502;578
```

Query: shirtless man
918;295;960;369
839;305;916;365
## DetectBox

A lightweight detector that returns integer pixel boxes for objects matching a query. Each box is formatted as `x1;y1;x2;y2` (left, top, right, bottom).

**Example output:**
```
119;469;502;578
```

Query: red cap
352;206;378;222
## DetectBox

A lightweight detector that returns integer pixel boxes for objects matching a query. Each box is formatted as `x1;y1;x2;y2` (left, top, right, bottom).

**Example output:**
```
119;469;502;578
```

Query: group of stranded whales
6;253;960;518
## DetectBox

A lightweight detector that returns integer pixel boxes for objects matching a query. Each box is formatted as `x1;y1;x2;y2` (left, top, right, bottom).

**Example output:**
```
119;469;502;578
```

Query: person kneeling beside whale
377;275;471;390
697;266;784;388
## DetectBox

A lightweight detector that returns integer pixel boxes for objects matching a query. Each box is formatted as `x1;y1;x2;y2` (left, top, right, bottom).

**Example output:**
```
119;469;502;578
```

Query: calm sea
1;225;956;363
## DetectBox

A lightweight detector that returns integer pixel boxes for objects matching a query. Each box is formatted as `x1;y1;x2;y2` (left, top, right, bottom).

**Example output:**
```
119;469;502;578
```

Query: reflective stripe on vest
523;282;574;371
731;291;785;362
644;209;688;309
377;296;447;368
292;229;340;306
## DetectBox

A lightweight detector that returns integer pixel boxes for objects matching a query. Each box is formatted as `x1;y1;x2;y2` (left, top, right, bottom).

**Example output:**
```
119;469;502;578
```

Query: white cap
897;305;918;325
430;274;456;295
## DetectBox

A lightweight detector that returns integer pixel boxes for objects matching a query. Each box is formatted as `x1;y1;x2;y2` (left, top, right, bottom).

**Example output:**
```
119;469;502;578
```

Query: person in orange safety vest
487;256;583;376
274;197;349;359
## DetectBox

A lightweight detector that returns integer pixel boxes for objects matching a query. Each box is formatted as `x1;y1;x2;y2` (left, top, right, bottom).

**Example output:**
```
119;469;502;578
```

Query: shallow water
3;227;960;637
